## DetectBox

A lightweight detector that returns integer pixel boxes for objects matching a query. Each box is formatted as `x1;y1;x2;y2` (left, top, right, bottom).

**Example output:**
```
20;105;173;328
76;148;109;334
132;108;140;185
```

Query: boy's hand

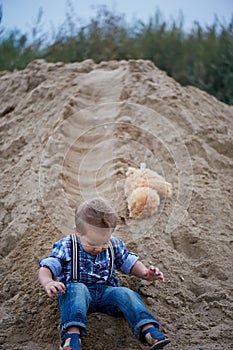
45;281;66;299
144;265;165;282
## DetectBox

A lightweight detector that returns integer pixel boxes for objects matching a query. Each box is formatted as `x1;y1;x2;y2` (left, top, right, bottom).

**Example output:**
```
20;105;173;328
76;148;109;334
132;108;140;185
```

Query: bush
0;4;232;105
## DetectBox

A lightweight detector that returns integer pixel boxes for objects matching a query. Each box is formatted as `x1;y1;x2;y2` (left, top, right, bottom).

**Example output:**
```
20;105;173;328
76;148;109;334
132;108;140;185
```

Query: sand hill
0;59;232;350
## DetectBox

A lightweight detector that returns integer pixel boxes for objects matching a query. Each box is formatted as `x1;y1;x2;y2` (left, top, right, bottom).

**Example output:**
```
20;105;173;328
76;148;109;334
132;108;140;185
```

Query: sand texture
0;59;233;349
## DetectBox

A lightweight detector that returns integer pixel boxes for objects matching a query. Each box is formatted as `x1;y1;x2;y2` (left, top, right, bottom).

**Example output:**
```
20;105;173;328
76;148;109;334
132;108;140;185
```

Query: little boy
39;197;171;350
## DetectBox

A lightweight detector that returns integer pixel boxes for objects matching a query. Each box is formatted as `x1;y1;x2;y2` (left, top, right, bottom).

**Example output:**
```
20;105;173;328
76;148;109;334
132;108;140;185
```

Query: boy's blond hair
75;197;118;235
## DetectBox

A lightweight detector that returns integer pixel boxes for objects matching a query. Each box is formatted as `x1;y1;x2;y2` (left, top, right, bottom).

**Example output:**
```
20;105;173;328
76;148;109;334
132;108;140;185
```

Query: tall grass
0;4;232;104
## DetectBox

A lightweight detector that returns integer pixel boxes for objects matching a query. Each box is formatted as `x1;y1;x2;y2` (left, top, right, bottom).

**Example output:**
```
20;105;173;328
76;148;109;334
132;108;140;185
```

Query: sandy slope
0;59;232;349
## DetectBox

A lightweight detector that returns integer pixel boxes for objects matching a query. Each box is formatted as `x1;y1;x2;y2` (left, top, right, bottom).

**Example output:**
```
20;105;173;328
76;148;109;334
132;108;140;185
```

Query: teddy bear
125;164;172;218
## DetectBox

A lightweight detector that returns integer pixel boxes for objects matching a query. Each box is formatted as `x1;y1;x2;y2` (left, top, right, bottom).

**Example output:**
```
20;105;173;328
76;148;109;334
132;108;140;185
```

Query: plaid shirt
39;235;138;287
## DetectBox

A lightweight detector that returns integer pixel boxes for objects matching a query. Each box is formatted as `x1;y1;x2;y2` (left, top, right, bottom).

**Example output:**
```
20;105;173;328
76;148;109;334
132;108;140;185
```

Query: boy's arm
39;266;66;298
130;260;165;282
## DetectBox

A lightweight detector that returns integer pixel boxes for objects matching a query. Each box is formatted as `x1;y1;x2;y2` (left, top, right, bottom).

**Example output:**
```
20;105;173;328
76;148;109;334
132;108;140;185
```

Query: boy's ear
74;226;81;237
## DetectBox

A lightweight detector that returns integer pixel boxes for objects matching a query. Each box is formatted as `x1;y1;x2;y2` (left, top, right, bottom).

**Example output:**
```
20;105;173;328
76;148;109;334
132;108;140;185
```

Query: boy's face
76;226;113;255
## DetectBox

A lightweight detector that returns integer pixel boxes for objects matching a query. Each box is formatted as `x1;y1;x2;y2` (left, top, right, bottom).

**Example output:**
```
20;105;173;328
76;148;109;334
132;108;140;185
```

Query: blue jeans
58;282;160;341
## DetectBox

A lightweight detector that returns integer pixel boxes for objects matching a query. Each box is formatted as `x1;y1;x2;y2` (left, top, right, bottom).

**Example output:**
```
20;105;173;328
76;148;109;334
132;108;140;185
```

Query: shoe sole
150;338;171;349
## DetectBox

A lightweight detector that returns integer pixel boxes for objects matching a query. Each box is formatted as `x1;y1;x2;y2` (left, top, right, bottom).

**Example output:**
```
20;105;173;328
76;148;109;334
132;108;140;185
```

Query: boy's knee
114;286;139;300
121;286;137;295
67;282;89;294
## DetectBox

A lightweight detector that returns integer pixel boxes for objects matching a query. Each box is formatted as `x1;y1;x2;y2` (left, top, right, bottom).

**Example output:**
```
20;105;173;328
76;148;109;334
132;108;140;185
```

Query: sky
1;0;233;37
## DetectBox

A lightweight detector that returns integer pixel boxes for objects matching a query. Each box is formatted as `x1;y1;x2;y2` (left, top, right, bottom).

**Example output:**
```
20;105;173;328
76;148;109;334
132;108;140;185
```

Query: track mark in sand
62;123;121;204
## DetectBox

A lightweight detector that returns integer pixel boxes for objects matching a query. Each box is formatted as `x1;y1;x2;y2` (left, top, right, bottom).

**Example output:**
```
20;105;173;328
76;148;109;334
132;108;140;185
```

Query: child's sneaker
60;333;81;350
142;327;171;349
